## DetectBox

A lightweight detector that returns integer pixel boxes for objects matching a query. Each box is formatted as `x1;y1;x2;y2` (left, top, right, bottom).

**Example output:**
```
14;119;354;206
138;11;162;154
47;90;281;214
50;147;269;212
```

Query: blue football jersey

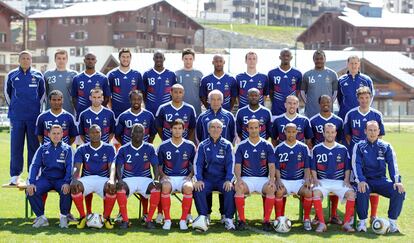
311;143;350;180
337;72;374;120
155;102;196;140
35;109;78;144
199;73;237;111
309;113;344;145
74;142;115;177
78;107;116;143
274;141;310;180
196;108;235;143
343;107;385;148
158;139;196;176
235;138;276;177
116;142;158;178
235;72;269;108
268;67;302;116
235;105;272;140
108;68;144;118
271;114;313;142
115;108;156;145
71;71;110;120
142;68;176;116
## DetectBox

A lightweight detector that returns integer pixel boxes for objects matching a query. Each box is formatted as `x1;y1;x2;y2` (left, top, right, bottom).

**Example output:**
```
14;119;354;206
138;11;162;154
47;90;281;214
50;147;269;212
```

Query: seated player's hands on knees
105;180;117;194
304;178;312;189
343;180;352;189
70;179;83;193
26;184;36;196
116;179;127;191
160;175;170;183
357;181;369;193
61;183;70;195
235;179;245;191
147;180;161;192
194;180;204;192
312;177;321;187
394;182;405;194
223;180;233;192
274;179;284;191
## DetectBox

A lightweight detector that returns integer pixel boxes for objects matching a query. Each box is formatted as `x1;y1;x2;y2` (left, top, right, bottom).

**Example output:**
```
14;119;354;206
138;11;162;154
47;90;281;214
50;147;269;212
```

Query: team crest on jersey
143;153;148;161
142;120;147;127
165;79;170;85
59;151;66;160
183;114;188;122
297;126;303;133
131;79;136;85
297;152;302;161
61;121;67;130
291;77;296;85
325;76;330;82
103;118;108;126
102;154;108;162
66;77;71;83
257;81;263;89
183;152;188;160
260;150;266;159
336;154;342;163
259;117;265;124
224;83;229;90
31;77;36;82
378;149;384;160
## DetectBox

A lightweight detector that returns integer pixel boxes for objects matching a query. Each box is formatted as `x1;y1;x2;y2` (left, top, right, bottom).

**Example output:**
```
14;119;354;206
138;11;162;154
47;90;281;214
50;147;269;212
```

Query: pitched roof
338;7;414;28
0;1;26;19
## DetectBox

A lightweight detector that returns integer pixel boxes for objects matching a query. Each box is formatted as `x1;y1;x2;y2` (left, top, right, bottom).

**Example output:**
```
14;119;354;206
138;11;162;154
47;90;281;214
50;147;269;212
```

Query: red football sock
85;193;93;215
42;193;48;206
262;195;266;217
146;189;161;222
71;192;85;218
370;194;379;218
313;197;325;224
235;195;246;222
303;197;312;221
344;199;355;224
274;198;284;218
161;193;171;220
180;193;193;220
157;200;163;214
116;190;129;222
330;194;339;217
141;197;149;215
103;193;117;219
264;196;275;223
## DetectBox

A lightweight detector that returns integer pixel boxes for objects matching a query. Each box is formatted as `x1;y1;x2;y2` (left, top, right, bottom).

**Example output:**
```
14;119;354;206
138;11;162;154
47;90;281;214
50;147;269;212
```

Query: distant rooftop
338;7;414;28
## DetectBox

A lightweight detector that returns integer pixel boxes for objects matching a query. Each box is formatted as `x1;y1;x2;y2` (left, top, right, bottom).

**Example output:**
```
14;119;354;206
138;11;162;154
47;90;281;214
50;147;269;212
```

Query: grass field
203;23;305;48
0;131;413;242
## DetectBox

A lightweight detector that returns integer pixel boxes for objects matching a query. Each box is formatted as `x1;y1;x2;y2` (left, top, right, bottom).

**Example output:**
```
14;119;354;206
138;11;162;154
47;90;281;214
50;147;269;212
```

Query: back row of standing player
4;47;375;185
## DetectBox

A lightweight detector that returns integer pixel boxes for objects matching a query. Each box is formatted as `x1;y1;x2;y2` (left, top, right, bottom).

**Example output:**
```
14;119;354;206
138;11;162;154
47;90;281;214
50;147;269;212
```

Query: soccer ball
273;216;292;233
86;213;104;229
372;218;390;235
192;215;208;232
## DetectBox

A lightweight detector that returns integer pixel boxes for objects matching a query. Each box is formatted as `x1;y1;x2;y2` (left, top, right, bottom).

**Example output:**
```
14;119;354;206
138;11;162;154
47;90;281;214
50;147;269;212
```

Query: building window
261;7;266;16
70;47;88;57
0;33;6;43
75;63;85;72
71;31;88;40
75;17;86;25
0;55;5;65
408;38;414;45
261;0;266;5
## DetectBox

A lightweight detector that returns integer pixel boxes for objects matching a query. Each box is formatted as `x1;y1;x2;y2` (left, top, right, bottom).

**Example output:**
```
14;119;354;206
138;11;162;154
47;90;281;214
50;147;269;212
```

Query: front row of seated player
26;119;405;233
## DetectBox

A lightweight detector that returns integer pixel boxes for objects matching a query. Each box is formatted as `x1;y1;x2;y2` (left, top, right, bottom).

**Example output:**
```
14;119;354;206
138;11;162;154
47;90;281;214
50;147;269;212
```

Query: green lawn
203;23;305;47
0;132;413;242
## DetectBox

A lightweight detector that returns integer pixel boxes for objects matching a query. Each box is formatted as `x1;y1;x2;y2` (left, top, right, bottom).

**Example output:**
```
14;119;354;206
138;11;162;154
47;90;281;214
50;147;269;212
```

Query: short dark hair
54;49;68;59
171;118;185;129
49;90;63;100
313;49;326;60
128;90;143;100
245;51;257;60
318;94;331;104
118;48;132;59
182;48;195;58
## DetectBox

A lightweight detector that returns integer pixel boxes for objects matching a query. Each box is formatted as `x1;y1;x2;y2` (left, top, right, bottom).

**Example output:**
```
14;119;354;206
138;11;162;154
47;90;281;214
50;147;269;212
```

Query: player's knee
313;190;323;198
182;183;193;194
161;182;172;193
275;188;285;198
263;185;275;195
300;188;312;198
345;190;355;200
